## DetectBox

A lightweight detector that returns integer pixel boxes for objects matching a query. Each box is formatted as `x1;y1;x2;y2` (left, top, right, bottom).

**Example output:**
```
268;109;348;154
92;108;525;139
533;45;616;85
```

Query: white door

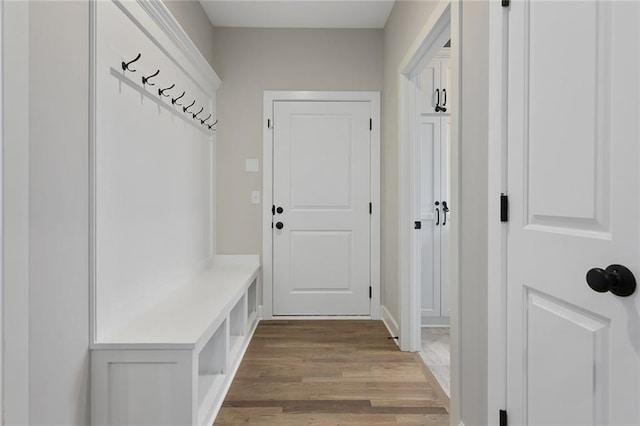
419;116;442;318
419;115;451;322
506;1;640;425
420;52;450;114
272;101;371;315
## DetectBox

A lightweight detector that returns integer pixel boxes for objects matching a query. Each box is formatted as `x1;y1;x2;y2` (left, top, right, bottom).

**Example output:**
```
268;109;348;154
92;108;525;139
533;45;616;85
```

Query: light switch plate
246;159;259;173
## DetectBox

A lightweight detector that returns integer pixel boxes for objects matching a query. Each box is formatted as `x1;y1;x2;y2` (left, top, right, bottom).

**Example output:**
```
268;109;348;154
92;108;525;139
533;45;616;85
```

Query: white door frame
262;91;381;320
398;0;460;423
0;0;4;419
487;3;509;425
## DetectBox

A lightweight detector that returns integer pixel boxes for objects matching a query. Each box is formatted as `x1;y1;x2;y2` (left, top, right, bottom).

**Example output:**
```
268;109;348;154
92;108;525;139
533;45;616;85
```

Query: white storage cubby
198;319;227;420
91;257;261;426
229;296;246;362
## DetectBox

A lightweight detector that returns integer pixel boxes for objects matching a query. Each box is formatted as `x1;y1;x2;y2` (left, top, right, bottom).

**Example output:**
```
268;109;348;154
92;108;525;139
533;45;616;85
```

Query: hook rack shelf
115;53;218;134
110;67;216;136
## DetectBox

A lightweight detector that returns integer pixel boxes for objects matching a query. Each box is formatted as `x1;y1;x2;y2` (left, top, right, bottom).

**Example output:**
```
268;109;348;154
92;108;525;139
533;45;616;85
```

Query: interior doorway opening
398;1;460;422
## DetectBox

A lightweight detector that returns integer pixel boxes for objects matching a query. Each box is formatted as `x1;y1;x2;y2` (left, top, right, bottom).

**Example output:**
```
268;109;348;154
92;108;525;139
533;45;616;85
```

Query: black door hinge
369;286;372;299
369;118;372;131
500;193;509;222
369;202;372;214
502;0;510;7
414;221;422;230
267;118;272;129
499;410;507;426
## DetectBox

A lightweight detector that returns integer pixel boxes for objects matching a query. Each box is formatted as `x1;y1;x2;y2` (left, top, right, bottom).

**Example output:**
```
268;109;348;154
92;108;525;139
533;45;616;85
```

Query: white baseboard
258;304;263;319
380;305;400;347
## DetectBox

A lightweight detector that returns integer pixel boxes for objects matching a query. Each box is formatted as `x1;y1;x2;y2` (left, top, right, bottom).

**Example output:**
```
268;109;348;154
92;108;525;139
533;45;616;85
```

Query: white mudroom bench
91;255;260;426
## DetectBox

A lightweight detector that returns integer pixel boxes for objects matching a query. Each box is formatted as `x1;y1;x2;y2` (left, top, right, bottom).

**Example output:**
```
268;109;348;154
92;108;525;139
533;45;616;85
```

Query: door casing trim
262;91;381;320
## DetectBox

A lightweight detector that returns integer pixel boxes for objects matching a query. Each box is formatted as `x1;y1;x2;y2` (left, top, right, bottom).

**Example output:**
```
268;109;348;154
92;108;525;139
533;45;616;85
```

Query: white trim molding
381;305;400;343
262;91;381;320
487;1;509;425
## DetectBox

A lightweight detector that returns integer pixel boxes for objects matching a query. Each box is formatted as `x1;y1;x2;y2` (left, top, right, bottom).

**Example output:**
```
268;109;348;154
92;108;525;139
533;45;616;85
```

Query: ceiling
198;1;396;29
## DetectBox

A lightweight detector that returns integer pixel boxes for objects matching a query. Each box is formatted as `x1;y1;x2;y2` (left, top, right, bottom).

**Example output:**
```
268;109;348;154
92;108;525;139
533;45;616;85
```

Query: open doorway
398;0;460;421
415;41;451;397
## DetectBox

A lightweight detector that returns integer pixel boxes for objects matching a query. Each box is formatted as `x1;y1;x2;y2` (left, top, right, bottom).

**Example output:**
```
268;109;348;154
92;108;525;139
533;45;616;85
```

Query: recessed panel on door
290;115;352;209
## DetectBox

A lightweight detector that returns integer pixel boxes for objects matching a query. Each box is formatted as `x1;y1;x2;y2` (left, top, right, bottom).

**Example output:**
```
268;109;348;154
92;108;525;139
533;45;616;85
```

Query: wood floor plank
214;320;450;425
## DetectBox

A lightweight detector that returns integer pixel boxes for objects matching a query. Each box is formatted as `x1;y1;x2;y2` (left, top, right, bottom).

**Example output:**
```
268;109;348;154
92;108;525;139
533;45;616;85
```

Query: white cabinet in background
420;49;450;114
418;115;450;325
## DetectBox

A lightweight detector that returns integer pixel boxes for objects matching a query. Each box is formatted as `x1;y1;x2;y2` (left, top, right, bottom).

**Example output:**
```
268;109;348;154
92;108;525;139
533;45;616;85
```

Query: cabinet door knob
275;222;284;230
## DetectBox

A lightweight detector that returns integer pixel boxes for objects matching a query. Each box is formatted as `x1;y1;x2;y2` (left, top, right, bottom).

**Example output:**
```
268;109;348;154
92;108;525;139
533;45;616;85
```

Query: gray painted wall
459;2;490;423
30;1;90;424
209;27;384;256
163;0;216;68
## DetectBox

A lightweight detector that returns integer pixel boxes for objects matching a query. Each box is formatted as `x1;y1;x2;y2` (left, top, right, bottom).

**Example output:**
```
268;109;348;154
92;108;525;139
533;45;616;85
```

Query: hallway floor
419;328;451;397
215;320;449;425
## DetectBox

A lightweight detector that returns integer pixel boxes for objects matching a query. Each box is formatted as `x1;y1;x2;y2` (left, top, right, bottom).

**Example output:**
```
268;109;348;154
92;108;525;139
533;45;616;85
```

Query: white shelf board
96;257;259;347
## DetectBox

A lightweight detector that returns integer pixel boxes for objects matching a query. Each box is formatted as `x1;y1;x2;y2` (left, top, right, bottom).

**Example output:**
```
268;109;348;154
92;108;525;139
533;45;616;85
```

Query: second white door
273;101;372;315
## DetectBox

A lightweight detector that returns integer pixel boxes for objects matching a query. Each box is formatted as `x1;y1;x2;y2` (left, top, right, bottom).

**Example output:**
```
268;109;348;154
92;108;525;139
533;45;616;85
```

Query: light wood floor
215;320;450;425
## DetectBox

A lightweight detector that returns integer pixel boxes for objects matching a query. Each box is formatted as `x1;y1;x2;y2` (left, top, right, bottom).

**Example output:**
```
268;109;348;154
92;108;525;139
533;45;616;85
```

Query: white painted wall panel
93;1;219;341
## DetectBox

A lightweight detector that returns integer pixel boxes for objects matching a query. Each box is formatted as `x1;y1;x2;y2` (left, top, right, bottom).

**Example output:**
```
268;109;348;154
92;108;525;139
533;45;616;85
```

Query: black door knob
275;222;284;230
276;207;284;214
586;264;636;297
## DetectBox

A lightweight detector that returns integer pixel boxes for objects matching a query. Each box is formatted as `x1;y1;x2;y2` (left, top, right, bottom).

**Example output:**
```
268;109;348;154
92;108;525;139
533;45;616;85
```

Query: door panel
273;101;371;315
526;1;610;232
420;63;440;114
420;117;441;317
507;1;639;424
525;290;609;426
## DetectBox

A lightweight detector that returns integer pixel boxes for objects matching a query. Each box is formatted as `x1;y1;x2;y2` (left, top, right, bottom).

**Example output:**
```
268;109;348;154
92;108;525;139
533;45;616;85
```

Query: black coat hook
192;107;204;120
158;83;175;97
200;113;212;125
142;69;160;86
183;100;195;113
171;91;185;106
121;53;141;72
207;119;218;130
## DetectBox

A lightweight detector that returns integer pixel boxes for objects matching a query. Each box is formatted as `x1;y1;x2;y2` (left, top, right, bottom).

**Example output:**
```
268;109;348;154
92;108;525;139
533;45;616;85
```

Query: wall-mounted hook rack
200;114;212;125
183;100;195;113
192;107;204;120
121;53;141;72
171;91;185;106
207;119;218;130
158;83;175;97
142;69;160;86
